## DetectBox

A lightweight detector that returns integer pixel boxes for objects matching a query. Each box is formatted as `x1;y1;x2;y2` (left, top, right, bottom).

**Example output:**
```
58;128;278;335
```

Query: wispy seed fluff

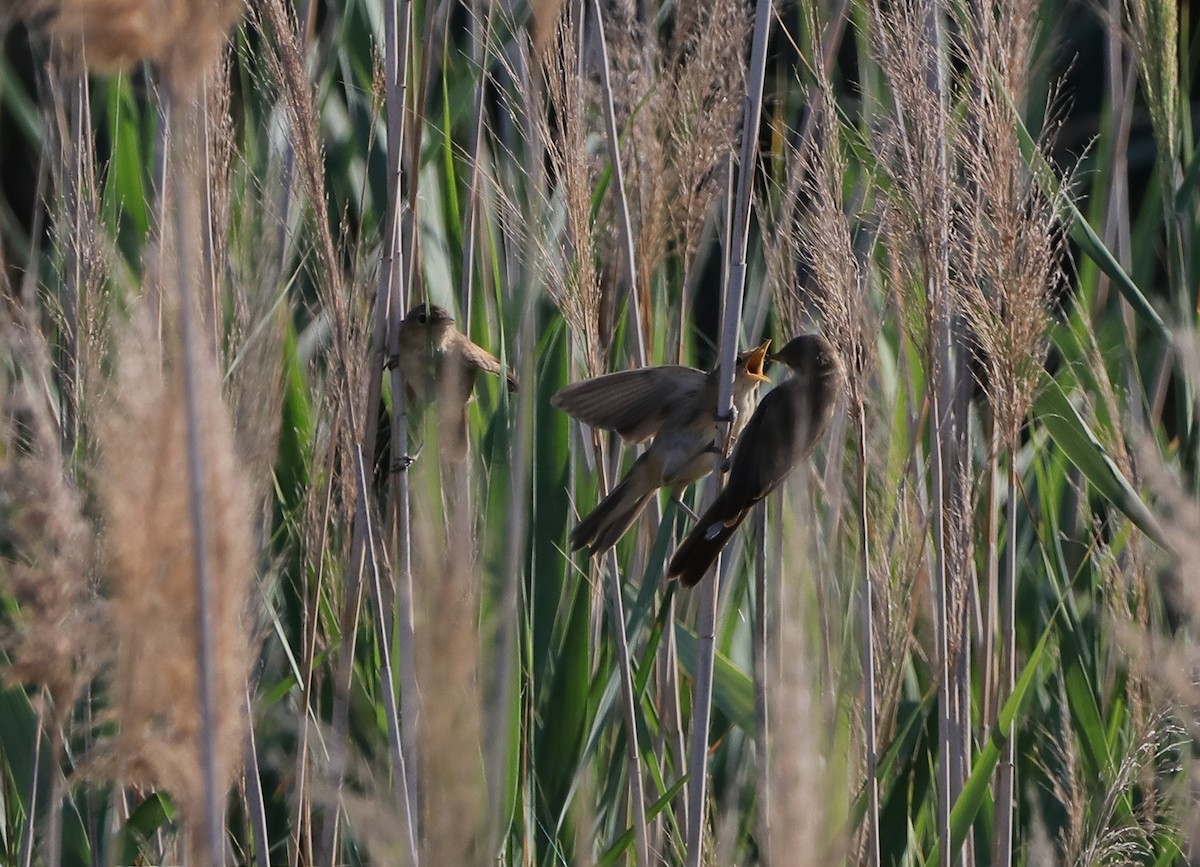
97;310;253;820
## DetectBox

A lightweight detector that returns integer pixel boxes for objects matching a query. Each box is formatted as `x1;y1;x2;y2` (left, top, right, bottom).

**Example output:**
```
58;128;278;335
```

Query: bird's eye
417;312;428;324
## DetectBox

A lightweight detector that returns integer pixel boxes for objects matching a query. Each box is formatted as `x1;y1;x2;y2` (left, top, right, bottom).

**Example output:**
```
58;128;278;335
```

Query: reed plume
97;307;253;834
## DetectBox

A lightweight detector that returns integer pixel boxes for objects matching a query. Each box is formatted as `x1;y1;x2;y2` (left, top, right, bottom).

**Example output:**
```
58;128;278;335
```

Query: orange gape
553;341;772;556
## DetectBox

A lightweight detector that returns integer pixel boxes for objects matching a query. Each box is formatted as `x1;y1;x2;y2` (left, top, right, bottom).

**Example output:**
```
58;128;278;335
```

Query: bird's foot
384;352;399;370
390;445;422;472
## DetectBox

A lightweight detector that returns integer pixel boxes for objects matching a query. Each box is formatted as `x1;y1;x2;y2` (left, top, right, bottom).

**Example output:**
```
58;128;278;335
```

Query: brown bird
392;303;517;461
552;341;772;555
668;333;841;586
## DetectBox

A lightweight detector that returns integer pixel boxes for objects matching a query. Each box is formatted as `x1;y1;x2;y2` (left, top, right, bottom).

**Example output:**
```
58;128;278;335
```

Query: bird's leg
713;405;739;457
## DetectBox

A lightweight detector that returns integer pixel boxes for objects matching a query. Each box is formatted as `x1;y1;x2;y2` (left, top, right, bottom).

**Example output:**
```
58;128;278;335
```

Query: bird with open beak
552;340;772;555
392;303;518;461
668;333;841;586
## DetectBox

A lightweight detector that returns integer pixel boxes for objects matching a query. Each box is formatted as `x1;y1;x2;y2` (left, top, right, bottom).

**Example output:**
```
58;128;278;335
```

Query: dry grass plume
97;306;253;825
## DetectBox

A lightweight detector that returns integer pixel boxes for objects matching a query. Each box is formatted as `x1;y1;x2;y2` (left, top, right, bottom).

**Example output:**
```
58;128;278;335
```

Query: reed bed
1;0;1198;864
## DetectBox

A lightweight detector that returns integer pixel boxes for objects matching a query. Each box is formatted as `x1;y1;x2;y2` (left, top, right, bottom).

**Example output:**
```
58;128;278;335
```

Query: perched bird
553;341;772;555
391;303;517;461
668;333;841;586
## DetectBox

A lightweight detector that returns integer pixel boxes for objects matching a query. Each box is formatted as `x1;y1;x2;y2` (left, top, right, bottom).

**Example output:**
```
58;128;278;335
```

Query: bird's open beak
747;339;772;381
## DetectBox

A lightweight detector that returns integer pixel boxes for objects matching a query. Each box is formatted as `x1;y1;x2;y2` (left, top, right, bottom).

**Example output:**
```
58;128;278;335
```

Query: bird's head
768;333;839;380
735;339;772;383
403;303;456;338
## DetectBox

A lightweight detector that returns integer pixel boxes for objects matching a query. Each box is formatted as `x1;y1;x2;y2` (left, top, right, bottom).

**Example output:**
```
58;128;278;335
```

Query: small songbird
392;303;517;461
552;341;772;555
668;333;841;586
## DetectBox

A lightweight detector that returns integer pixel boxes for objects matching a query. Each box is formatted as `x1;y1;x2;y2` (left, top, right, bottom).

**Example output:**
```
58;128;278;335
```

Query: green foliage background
1;0;1198;865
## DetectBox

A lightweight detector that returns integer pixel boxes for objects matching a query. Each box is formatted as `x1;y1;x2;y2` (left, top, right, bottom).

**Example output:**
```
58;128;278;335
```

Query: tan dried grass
0;326;104;712
11;0;242;88
97;307;253;820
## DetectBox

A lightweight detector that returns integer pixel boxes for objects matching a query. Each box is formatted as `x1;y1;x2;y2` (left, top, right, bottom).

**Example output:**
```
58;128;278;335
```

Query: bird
667;333;841;586
391;303;518;461
552;341;772;555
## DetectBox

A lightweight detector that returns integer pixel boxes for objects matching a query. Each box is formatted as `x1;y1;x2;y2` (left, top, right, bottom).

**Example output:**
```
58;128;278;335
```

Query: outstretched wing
552;366;708;443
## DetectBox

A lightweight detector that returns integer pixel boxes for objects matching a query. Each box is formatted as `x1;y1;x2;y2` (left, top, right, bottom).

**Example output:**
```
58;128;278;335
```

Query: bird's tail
570;456;656;554
668;494;749;586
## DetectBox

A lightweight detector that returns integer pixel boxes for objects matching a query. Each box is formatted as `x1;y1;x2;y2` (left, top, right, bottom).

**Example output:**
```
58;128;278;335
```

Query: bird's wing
719;379;807;512
551;366;708;443
456;340;518;392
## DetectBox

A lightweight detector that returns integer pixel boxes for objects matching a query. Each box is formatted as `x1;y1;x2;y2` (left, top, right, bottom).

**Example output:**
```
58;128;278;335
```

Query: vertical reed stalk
354;447;418;862
856;405;880;867
687;3;771;858
377;0;421;852
590;0;645;368
488;296;533;855
601;542;650;865
584;5;651;856
458;0;493;320
752;506;771;860
914;0;957;859
994;454;1017;865
243;691;270;867
161;84;226;867
18;708;44;867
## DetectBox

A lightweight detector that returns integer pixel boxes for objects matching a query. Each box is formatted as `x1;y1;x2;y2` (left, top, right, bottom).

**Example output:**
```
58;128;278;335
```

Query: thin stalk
581;370;649;863
243;691;271;867
981;415;999;730
354;447;418;863
601;544;651;866
319;483;365;863
380;0;422;839
294;433;337;867
18;701;43;867
687;1;771;852
487;294;534;854
855;407;880;867
685;158;733;867
458;0;494;320
661;592;688;838
953;328;974;867
1102;1;1146;433
61;74;85;452
685;555;721;866
993;452;1017;866
570;4;651;856
590;0;646;367
47;727;64;867
163;84;226;867
918;0;956;862
752;506;770;862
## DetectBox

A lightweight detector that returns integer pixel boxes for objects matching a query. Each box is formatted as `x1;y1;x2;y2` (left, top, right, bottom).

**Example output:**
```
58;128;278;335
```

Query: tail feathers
668;498;749;586
570;472;656;555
